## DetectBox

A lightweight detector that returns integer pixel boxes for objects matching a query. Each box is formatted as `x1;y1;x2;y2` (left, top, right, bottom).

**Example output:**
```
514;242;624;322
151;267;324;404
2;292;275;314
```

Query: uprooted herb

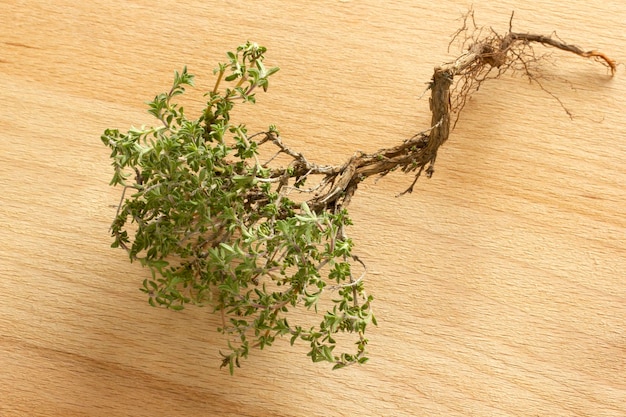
102;14;615;373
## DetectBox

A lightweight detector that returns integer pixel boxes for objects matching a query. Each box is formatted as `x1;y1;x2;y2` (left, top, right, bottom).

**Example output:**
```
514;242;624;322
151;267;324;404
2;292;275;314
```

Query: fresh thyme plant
102;42;374;373
102;18;615;373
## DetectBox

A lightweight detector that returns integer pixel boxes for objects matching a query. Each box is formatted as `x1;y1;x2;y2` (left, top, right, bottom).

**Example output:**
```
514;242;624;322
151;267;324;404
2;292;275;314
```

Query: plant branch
102;20;615;373
253;17;615;206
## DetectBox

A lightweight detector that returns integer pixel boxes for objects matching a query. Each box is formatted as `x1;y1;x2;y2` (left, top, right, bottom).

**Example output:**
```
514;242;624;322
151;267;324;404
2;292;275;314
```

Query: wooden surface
1;1;625;416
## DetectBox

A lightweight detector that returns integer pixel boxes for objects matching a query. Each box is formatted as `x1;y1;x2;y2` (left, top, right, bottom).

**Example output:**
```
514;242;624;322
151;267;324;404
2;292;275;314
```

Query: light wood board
1;1;625;416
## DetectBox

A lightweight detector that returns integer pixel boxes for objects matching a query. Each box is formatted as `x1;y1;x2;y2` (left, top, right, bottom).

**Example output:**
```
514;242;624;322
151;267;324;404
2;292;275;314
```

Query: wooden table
1;1;624;415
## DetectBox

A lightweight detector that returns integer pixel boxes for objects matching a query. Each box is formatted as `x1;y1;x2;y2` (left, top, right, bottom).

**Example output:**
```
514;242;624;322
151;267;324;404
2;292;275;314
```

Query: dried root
448;10;616;124
256;11;615;210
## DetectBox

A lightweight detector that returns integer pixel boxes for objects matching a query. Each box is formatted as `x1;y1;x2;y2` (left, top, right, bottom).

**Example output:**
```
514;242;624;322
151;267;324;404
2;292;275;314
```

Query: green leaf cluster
102;42;375;373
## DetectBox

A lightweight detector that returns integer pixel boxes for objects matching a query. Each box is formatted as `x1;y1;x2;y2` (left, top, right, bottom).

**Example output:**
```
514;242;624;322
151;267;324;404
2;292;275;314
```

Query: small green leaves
103;42;373;374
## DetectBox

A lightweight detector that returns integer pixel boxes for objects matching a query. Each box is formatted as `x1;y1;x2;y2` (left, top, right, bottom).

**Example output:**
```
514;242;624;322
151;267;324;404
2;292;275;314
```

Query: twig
252;15;615;209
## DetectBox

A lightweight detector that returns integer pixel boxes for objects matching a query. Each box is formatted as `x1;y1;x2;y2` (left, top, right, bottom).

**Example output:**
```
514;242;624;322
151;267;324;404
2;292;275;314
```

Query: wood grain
1;1;624;416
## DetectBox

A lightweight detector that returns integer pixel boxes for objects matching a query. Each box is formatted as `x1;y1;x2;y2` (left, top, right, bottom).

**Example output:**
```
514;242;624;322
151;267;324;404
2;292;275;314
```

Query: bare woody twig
255;15;615;211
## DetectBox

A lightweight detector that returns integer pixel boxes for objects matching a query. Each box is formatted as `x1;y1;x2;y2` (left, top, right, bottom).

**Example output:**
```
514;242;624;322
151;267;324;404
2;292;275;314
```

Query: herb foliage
102;42;375;373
